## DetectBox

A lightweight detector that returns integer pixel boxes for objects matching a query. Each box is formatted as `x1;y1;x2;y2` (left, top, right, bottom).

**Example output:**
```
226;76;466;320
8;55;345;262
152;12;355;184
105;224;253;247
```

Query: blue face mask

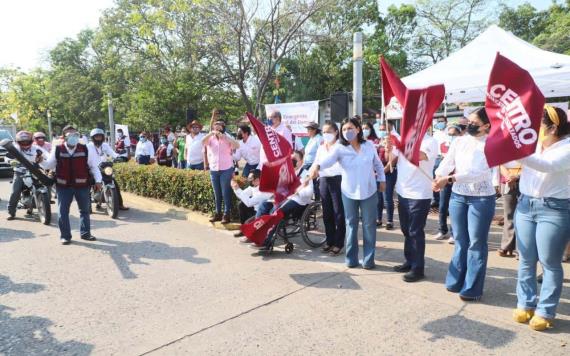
378;131;388;138
435;122;446;130
65;133;79;147
266;119;273;127
343;129;357;142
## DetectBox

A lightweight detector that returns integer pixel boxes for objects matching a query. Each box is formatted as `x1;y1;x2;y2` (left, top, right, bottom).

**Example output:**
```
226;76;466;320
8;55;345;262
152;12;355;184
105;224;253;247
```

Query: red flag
240;209;285;245
400;86;446;166
246;112;300;204
484;53;545;167
380;56;407;107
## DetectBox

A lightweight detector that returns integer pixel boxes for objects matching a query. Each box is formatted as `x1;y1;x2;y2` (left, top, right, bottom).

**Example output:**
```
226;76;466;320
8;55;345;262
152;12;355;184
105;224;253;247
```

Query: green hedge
114;162;243;219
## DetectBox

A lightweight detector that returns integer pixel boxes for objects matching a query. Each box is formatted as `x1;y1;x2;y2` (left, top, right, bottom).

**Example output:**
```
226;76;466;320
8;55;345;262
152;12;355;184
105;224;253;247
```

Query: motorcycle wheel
37;192;51;225
105;187;119;219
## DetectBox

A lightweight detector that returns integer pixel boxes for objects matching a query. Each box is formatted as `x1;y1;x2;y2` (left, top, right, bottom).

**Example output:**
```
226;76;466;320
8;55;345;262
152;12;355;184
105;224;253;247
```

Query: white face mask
362;129;371;139
323;133;336;144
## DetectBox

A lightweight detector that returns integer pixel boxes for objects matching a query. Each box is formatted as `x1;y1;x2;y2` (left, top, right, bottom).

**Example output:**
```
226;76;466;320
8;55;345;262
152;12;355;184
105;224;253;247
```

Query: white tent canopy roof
402;25;570;103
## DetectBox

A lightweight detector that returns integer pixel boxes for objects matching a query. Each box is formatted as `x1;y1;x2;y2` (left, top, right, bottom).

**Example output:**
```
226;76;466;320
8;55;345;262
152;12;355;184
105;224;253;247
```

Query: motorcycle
16;166;52;225
91;161;119;219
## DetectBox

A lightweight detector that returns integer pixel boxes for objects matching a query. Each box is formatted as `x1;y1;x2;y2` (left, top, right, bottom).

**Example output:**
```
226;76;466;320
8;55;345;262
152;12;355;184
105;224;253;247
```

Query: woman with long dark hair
309;117;385;269
434;107;496;301
512;106;570;331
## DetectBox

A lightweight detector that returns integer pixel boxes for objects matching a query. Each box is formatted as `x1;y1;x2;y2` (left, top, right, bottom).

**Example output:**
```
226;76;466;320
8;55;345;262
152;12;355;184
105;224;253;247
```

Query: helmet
15;131;33;143
33;132;46;139
90;128;105;138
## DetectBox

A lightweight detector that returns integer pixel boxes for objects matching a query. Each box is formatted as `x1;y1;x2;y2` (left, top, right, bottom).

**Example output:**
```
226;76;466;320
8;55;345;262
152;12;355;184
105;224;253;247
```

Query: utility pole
352;32;363;118
46;109;53;141
107;93;115;144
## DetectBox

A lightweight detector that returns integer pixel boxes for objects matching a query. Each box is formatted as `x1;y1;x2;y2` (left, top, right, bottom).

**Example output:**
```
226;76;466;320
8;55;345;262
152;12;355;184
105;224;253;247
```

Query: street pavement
0;177;568;355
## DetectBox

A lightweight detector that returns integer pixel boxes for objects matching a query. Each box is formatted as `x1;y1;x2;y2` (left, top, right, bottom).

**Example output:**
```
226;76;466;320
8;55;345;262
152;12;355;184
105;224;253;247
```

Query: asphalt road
0;177;568;355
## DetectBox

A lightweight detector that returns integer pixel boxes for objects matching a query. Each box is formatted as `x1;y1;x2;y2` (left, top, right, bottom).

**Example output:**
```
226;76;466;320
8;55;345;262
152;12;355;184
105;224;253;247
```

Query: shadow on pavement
0;275;93;355
289;271;361;290
0;227;35;243
73;237;210;279
421;306;516;349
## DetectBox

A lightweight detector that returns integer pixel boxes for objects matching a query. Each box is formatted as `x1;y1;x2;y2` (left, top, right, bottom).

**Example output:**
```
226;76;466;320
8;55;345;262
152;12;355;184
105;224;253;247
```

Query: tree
532;1;570;54
413;0;493;64
498;2;548;42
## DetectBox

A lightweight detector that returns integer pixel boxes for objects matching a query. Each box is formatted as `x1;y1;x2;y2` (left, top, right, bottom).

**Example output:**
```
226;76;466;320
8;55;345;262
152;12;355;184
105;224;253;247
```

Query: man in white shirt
185;120;206;170
389;133;438;282
233;125;261;177
257;111;293;170
231;169;272;238
88;128;129;211
135;131;155;165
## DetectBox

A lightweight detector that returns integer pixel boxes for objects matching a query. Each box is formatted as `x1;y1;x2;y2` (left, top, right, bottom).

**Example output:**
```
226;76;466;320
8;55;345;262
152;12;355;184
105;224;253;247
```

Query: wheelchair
263;200;326;254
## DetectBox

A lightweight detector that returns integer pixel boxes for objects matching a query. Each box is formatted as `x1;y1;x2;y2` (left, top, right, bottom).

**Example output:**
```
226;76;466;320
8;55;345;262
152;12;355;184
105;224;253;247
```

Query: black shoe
393;264;411;273
363;264;376;270
376;220;383;227
459;295;480;302
537;273;543;284
403;271;425;282
7;214;15;221
60;238;71;245
234;231;244;238
209;213;222;223
386;222;394;230
81;234;96;241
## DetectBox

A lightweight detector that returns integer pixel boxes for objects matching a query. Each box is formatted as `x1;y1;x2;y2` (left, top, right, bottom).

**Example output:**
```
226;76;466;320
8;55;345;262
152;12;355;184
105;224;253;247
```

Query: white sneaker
239;236;252;244
435;232;450;240
448;236;455;244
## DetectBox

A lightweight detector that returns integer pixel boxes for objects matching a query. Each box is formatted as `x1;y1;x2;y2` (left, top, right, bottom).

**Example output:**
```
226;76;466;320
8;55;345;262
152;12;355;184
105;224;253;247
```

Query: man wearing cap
184;120;206;170
43;125;102;244
33;132;52;153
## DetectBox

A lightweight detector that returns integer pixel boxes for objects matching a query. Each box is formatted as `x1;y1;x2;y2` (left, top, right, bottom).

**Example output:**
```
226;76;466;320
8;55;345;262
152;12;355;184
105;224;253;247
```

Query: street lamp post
108;93;115;145
353;32;363;118
46;109;52;141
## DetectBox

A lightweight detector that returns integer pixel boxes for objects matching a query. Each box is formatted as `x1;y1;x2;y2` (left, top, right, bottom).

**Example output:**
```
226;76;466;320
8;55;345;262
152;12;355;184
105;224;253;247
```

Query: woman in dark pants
313;121;345;255
498;162;521;257
363;121;384;227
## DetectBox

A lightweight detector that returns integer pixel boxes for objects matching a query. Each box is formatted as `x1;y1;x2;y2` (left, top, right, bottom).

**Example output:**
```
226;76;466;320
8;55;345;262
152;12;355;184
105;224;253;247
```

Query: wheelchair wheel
300;202;326;247
276;217;301;238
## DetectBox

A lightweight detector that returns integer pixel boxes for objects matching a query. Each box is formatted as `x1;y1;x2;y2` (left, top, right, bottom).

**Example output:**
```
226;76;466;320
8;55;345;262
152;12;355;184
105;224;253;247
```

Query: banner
401;86;446;166
240;209;284;245
264;101;319;137
246;112;300;205
115;124;130;140
484;53;545;167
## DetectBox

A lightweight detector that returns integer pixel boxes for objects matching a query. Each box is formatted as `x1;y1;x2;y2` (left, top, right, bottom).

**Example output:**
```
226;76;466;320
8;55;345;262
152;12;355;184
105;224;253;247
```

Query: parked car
0;129;14;177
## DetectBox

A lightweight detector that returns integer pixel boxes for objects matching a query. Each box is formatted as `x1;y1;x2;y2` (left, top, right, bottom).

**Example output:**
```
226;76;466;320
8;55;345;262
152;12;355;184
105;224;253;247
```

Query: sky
0;0;558;71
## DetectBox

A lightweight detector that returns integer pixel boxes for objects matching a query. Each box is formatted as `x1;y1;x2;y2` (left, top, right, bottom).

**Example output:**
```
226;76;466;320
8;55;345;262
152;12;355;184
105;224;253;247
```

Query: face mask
160;139;167;144
292;158;298;168
362;129;371;138
266;119;273;126
94;139;104;146
323;133;336;143
140;137;147;143
378;131;388;138
65;134;79;147
435;122;446;130
236;133;244;140
467;124;481;136
376;118;382;123
117;133;123;138
343;129;357;142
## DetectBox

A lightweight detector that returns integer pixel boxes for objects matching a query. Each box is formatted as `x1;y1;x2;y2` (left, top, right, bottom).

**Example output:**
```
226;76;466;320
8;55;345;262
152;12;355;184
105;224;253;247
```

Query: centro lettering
265;127;283;158
488;84;537;148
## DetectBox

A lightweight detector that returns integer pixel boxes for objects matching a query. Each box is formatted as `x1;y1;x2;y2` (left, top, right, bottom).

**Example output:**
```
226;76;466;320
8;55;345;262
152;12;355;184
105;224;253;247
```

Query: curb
122;192;240;231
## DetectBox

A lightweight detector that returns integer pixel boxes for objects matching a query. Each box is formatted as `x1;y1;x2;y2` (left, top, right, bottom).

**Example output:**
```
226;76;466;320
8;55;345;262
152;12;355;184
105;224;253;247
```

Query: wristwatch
447;176;454;184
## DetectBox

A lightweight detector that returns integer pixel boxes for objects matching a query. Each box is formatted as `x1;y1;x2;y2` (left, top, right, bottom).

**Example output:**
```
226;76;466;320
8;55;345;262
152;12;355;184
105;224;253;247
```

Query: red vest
156;145;171;166
55;144;90;188
115;137;126;154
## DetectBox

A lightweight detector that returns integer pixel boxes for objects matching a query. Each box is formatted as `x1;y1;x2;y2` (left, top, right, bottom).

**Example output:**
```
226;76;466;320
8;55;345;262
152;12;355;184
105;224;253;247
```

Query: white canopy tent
402;25;570;103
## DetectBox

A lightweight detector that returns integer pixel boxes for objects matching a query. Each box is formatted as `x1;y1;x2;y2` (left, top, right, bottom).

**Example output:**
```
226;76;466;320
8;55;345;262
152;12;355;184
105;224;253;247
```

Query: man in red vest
43;125;102;244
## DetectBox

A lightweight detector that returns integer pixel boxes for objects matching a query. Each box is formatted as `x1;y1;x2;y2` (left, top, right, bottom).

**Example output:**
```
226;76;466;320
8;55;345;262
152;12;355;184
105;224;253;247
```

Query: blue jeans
446;193;495;298
515;195;570;319
439;183;453;234
210;168;234;215
398;195;431;273
342;192;378;268
382;170;397;223
242;163;258;177
188;162;204;170
56;186;91;240
178;160;187;169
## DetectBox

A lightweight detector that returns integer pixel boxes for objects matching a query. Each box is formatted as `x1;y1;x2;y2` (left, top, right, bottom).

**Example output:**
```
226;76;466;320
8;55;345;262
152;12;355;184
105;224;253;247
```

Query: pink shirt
206;135;234;171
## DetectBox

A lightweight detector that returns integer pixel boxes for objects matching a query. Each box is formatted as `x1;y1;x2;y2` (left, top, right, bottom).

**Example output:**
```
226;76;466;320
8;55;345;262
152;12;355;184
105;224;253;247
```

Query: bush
114;162;245;218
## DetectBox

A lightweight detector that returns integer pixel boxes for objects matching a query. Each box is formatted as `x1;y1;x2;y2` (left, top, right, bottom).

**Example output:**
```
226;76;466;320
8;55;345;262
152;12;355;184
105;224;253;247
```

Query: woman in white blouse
512;106;570;331
434;107;496;302
310;117;385;269
312;121;345;255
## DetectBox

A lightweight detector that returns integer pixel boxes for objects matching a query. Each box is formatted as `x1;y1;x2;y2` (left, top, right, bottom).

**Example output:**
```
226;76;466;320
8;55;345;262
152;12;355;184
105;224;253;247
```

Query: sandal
329;247;342;255
321;244;332;253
